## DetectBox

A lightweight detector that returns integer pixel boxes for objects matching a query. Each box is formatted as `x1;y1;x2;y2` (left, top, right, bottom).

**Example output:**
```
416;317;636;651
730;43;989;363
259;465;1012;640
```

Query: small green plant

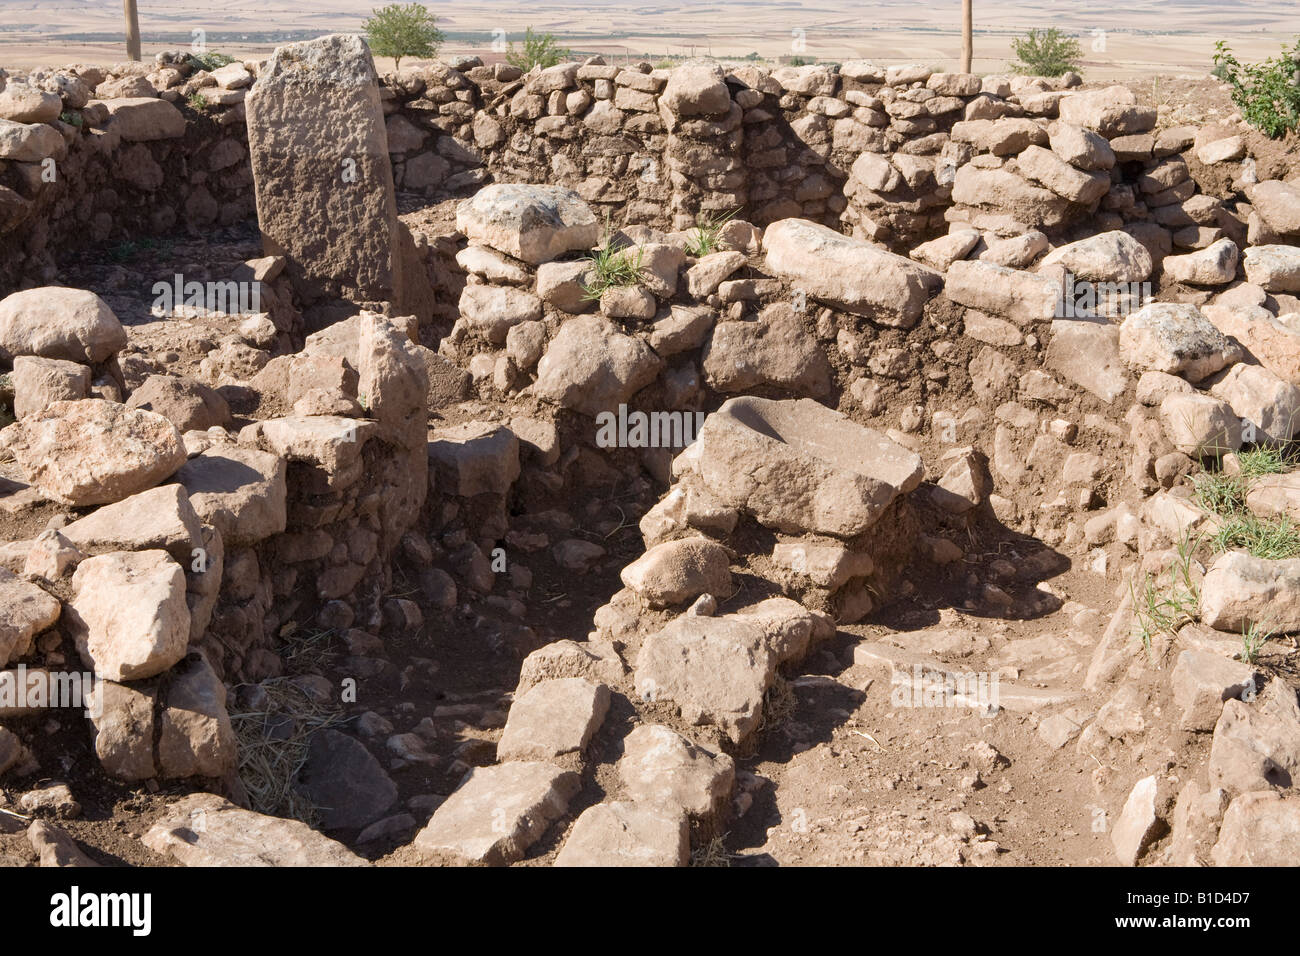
186;51;237;73
1130;532;1201;658
1011;27;1083;77
1242;619;1275;664
1213;38;1300;138
58;110;83;127
1238;445;1291;479
506;27;570;72
1193;450;1300;559
364;2;445;71
685;208;739;257
186;91;209;110
580;215;646;301
1212;512;1300;560
787;55;813;67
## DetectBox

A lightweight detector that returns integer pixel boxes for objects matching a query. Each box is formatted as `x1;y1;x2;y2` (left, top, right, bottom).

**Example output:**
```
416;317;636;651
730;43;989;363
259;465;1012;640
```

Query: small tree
364;3;444;71
1011;27;1082;77
506;28;570;71
1214;38;1300;138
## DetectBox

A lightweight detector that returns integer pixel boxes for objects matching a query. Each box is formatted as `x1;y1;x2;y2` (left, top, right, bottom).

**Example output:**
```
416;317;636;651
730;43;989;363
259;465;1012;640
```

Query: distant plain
0;0;1297;78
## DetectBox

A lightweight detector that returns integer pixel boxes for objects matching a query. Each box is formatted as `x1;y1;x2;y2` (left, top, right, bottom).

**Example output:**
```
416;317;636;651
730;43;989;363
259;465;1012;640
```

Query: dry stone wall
0;50;1274;297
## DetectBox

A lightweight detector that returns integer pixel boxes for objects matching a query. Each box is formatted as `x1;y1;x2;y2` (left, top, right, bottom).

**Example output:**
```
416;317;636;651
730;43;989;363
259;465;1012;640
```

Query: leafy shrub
364;2;445;71
186;51;237;73
1213;38;1300;138
506;28;570;72
1011;28;1082;77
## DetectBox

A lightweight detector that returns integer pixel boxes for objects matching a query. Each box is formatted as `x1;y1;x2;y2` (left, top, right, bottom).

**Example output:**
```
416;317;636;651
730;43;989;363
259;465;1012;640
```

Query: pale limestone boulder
1200;551;1300;634
761;218;941;328
1041;230;1153;283
620;536;732;608
0;569;60;667
11;356;90;419
0;287;126;363
0;399;185;506
68;550;190;681
1212;791;1300;866
1119;302;1242;382
691;396;923;538
455;183;599;264
617;723;735;821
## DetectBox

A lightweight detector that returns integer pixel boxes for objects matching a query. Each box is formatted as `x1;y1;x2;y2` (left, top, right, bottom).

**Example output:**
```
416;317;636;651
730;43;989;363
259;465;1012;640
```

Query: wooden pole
124;0;141;61
961;0;973;72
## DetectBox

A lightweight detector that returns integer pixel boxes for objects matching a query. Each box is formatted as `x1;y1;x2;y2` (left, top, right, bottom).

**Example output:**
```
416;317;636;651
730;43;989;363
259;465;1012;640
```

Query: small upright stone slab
246;34;428;316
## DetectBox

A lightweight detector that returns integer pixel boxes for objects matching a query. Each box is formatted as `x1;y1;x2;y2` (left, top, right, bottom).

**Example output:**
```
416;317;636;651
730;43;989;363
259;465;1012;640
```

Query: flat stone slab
173;445;287;547
761;218;942;327
246;415;375;473
1111;774;1159;866
60;484;202;563
413;761;580;865
555;801;689;867
618;724;735;821
144;793;368;866
246;34;423;312
496;677;611;761
691;396;923;538
1046;319;1130;403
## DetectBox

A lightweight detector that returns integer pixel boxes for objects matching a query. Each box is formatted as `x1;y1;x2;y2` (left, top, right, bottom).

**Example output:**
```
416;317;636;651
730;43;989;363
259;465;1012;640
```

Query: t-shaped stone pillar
245;34;432;325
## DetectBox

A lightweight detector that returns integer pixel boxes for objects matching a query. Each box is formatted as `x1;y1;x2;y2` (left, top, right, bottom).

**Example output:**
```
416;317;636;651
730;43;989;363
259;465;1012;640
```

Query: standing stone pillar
245;34;433;327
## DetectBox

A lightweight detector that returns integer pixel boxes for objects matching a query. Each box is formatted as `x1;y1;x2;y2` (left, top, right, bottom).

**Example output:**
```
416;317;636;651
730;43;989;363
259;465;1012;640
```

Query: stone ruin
0;33;1298;867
